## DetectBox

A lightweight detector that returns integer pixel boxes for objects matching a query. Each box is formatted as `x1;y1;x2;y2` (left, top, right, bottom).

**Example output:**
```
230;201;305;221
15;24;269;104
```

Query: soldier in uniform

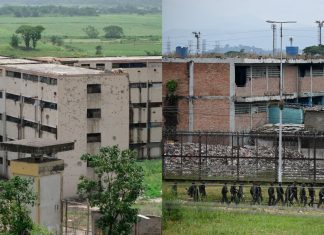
256;183;263;205
300;183;307;207
238;183;244;203
199;182;207;200
230;182;238;204
318;186;324;208
250;182;257;205
221;182;229;204
291;182;299;205
188;182;199;201
285;183;293;206
275;183;284;206
172;182;178;197
268;183;275;206
308;183;315;207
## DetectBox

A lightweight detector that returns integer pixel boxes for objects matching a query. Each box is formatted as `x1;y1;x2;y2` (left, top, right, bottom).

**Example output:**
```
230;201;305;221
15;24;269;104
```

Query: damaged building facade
0;58;129;197
163;57;324;132
35;56;162;159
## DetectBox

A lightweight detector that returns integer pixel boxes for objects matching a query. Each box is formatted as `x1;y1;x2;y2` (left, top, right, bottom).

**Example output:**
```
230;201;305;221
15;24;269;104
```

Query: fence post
87;199;90;235
180;134;183;177
65;200;68;235
313;134;317;182
199;133;202;180
236;133;240;181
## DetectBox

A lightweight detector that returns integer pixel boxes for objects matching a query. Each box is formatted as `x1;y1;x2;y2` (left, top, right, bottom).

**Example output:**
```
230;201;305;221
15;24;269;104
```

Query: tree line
0;5;160;17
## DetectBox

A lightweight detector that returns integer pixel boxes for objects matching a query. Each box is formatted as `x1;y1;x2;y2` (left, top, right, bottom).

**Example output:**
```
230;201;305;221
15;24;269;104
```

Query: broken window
81;64;90;68
312;65;324;77
87;109;101;118
87;84;101;93
87;133;101;143
112;63;147;68
6;71;21;79
23;73;38;82
299;65;311;77
235;66;247;87
96;63;105;70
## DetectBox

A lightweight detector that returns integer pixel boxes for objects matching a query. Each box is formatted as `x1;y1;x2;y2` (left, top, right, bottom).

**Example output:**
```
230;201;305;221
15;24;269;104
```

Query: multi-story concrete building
35;56;162;159
0;58;129;197
163;57;324;132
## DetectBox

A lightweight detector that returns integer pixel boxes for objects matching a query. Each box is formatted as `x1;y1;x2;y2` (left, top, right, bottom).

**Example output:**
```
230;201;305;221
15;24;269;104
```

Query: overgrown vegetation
136;159;162;198
78;146;144;235
0;177;36;235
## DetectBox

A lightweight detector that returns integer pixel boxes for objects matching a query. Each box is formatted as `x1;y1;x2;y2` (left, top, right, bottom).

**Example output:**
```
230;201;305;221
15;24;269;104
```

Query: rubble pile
164;142;312;179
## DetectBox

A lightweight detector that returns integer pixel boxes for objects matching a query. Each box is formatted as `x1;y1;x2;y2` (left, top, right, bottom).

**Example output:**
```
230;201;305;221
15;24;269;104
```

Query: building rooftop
164;57;324;64
1;63;104;76
0;138;75;154
34;56;162;63
0;58;38;65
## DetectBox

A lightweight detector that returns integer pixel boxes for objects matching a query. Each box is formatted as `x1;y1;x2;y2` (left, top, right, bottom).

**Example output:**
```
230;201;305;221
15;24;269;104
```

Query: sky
163;0;324;53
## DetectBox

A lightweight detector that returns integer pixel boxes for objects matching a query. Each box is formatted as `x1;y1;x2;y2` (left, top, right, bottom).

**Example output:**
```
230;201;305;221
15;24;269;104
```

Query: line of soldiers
171;181;324;208
222;182;324;207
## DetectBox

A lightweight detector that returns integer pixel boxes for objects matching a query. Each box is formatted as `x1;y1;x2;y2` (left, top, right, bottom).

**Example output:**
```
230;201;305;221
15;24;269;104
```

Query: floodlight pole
266;20;296;183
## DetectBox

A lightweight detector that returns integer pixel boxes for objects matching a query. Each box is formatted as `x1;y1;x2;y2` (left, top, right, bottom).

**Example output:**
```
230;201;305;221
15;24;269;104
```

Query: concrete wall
305;110;324;132
57;73;129;198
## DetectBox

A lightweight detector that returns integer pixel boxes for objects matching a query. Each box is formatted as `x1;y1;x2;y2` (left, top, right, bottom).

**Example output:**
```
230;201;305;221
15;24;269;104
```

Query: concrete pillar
188;60;194;134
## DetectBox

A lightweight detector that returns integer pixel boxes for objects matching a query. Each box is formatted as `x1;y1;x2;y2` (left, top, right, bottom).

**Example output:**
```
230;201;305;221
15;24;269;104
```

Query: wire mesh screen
163;131;324;182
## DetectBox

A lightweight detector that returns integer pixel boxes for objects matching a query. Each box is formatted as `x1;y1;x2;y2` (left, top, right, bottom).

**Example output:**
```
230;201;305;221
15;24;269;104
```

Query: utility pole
271;24;277;57
192;31;201;55
167;37;171;55
315;20;324;46
266;20;297;183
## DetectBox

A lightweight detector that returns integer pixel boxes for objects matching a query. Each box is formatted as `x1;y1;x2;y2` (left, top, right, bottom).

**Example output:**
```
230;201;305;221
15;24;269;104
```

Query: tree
0;176;37;235
10;34;19;47
16;25;45;49
83;25;99;38
95;45;102;55
49;35;64;46
30;25;45;48
77;146;144;235
303;45;324;55
103;25;124;39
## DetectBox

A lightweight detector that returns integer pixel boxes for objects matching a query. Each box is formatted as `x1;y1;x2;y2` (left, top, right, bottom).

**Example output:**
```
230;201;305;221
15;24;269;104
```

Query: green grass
0;14;161;57
137;159;162;198
163;206;324;235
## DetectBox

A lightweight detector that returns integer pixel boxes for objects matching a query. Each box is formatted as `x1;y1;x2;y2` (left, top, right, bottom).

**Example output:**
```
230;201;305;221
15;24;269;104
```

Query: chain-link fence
163;131;324;183
62;200;91;235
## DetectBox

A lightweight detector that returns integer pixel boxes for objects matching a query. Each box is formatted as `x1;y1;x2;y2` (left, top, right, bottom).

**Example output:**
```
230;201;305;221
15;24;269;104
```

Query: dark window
23;73;38;82
0;92;2;98
299;65;311;77
40;76;57;85
96;63;105;70
6;115;20;124
41;125;57;134
0;157;3;165
6;93;19;101
235;66;248;87
112;63;147;68
81;64;90;68
87;133;101;143
41;101;57;110
24;97;35;105
6;71;21;78
23;119;37;128
87;84;101;93
87;109;101;118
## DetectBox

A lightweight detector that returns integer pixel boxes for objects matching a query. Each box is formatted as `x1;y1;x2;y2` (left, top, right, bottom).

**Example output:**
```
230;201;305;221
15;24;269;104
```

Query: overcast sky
163;0;324;52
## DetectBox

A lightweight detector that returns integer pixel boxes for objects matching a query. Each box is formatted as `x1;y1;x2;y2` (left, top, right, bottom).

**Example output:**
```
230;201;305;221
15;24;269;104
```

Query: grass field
137;159;162;198
0;14;161;57
163;205;324;235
